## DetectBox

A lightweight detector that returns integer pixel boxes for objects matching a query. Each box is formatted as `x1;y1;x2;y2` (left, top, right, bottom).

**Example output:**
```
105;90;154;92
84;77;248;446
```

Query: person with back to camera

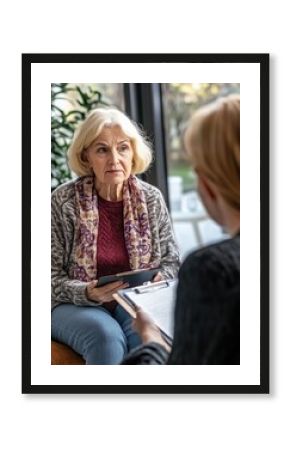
122;94;240;365
51;108;180;365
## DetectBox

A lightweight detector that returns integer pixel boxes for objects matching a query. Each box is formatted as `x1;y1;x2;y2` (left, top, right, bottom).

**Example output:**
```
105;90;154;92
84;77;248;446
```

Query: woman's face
85;125;134;185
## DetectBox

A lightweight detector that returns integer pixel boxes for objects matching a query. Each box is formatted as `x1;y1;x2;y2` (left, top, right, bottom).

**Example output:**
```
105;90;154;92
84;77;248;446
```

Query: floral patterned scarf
73;175;160;281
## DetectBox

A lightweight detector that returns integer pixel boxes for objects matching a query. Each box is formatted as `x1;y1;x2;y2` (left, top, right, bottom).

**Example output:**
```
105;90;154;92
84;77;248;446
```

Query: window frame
124;83;170;208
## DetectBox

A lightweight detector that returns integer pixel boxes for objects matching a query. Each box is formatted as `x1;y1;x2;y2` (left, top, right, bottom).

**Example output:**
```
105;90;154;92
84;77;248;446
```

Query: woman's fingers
86;280;129;303
98;280;124;294
133;307;156;333
100;281;129;296
134;308;169;348
153;271;163;282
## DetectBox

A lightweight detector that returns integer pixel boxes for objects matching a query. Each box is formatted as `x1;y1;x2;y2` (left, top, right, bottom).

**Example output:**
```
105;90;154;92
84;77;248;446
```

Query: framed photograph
22;53;269;394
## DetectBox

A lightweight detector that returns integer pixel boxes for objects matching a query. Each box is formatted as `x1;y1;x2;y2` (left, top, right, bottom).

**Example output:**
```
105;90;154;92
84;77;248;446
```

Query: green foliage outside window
51;83;109;190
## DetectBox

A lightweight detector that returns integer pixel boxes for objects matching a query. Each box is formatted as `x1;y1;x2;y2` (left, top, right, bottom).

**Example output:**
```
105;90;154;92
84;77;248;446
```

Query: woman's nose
109;148;119;165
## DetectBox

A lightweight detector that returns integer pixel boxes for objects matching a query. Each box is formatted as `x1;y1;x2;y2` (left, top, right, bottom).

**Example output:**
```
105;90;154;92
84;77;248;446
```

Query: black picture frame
22;53;269;394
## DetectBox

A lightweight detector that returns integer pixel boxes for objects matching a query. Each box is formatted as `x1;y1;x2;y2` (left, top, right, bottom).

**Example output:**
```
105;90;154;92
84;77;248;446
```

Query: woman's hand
152;271;163;282
133;307;171;351
86;280;129;303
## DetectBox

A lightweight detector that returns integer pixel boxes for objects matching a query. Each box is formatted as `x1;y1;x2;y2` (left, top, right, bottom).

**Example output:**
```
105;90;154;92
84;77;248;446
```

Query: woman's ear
198;173;224;225
80;149;89;165
198;173;217;201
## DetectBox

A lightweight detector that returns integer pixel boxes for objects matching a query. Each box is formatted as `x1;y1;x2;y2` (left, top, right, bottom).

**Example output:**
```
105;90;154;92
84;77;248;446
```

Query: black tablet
97;268;159;288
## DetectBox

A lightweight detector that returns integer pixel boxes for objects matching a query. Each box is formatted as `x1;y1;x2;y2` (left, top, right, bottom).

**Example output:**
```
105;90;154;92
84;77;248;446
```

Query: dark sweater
122;234;240;365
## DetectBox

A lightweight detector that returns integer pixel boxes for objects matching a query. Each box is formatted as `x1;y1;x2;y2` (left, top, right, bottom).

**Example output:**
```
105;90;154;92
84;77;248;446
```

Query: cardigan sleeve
51;188;99;309
156;190;180;279
121;342;169;365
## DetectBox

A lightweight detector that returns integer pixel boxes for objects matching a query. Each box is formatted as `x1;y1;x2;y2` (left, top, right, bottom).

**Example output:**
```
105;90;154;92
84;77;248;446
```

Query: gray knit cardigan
51;178;180;310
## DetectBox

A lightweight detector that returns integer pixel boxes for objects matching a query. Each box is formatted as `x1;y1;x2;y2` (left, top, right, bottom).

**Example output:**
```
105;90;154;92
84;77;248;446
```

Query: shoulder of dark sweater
179;235;240;290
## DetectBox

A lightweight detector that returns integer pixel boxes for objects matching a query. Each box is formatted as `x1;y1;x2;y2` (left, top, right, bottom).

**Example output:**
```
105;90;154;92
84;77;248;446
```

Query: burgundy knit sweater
97;195;130;310
97;195;131;277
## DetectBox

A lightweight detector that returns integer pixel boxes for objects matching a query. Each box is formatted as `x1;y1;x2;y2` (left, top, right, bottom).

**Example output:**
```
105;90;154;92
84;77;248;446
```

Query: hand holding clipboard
113;279;177;343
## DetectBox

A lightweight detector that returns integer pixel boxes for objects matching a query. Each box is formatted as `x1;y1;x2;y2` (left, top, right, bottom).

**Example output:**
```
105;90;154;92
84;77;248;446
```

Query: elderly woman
122;94;240;365
51;108;180;365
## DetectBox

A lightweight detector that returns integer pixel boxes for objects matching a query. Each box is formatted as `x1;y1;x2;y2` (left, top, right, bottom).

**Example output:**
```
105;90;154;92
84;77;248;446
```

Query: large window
162;83;240;258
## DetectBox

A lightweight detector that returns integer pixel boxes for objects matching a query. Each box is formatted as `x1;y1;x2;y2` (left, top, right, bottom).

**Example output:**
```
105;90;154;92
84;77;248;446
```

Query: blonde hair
67;108;152;176
184;94;240;210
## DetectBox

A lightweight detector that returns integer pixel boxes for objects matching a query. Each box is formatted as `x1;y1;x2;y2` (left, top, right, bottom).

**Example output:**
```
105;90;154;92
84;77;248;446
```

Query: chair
51;340;85;365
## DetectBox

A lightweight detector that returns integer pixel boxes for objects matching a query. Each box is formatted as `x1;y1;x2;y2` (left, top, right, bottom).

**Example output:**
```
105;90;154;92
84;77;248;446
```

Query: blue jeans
51;303;142;365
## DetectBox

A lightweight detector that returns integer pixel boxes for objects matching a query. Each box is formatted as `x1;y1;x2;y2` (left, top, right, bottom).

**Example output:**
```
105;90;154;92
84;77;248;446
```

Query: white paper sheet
119;280;177;339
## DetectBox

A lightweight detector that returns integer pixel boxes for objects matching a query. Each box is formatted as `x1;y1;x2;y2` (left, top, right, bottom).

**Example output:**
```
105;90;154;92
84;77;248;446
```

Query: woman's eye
96;147;107;153
119;145;129;152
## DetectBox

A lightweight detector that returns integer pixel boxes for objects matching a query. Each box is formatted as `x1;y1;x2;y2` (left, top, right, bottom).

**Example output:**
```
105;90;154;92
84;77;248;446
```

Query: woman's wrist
141;329;171;352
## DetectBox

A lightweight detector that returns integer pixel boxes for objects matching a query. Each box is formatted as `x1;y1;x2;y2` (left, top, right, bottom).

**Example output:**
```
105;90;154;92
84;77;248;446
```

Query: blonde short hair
184;94;240;211
67;108;153;176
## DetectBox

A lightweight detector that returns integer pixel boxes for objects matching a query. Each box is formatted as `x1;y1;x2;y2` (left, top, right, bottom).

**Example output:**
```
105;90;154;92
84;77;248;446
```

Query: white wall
0;1;287;450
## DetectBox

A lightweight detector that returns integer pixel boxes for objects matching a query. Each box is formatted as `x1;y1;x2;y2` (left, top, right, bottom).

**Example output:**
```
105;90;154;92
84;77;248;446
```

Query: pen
134;281;169;294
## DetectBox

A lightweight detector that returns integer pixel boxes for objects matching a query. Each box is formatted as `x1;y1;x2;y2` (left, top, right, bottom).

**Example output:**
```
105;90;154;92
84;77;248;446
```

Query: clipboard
113;279;177;342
